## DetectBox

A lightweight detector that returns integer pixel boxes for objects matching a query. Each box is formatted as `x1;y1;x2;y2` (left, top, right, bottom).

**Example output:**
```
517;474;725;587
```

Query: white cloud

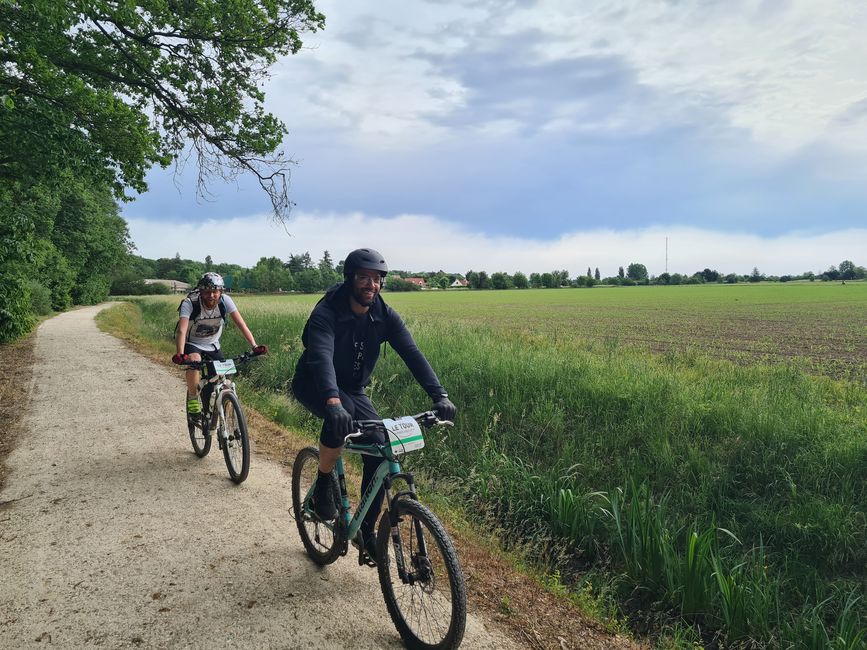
126;211;865;277
268;0;867;155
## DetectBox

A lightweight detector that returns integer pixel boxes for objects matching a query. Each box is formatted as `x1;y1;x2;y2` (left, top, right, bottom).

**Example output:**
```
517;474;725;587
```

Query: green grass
105;284;867;647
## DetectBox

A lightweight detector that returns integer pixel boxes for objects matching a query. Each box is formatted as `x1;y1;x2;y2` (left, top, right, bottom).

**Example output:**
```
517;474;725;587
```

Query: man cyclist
291;248;456;564
172;272;266;415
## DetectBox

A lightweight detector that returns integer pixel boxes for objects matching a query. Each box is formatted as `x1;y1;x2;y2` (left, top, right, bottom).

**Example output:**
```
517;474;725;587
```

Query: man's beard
352;285;377;307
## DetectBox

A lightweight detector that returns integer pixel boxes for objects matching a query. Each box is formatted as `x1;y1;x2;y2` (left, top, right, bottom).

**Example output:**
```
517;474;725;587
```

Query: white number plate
212;359;237;375
384;417;425;453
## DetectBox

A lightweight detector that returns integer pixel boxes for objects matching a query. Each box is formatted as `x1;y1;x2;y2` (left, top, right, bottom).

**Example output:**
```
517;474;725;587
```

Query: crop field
377;282;867;382
208;281;867;381
109;282;867;648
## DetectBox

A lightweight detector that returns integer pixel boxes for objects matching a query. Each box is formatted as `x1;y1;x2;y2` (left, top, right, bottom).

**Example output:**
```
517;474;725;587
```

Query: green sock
186;398;201;414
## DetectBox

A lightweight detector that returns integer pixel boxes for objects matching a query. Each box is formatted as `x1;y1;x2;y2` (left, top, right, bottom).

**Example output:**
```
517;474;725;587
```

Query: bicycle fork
385;472;431;584
207;387;233;449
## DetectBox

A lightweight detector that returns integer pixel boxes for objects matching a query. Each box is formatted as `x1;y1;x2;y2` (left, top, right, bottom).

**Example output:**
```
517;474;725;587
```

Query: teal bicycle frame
336;441;405;544
303;414;436;560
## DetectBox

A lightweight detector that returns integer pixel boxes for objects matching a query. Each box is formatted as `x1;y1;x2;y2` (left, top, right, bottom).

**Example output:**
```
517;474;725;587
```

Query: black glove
325;403;353;439
172;353;187;365
432;395;456;421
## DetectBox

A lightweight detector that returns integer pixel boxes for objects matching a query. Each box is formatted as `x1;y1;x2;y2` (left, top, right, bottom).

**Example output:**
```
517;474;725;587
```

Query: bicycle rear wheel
187;400;211;458
291;447;342;565
376;499;466;650
220;391;249;484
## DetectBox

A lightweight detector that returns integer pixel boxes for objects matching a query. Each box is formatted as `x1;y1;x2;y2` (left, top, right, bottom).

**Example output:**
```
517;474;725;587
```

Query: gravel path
0;306;517;649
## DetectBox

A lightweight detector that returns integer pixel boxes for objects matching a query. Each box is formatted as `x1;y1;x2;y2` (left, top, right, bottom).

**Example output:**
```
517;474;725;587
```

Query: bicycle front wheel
377;499;467;650
220;391;250;484
291;447;343;565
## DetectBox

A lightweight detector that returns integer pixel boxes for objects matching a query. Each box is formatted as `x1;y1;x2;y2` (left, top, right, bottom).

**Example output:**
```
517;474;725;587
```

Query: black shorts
291;377;382;449
183;344;225;362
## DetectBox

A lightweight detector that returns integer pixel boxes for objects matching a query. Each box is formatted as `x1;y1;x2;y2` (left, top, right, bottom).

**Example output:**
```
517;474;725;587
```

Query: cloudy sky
125;0;867;276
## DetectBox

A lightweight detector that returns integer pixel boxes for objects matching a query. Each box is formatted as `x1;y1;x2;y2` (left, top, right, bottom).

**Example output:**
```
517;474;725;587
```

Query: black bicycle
178;350;262;483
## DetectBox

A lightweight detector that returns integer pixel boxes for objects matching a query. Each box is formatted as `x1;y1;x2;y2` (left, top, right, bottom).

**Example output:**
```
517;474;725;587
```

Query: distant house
405;277;427;288
450;278;469;288
144;279;190;293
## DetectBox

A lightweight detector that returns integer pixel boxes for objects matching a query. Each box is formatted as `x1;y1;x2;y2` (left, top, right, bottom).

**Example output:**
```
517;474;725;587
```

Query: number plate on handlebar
211;359;236;375
384;417;425;453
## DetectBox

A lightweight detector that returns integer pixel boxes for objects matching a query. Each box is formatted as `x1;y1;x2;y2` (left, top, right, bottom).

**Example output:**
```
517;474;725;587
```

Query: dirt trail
0;306;517;649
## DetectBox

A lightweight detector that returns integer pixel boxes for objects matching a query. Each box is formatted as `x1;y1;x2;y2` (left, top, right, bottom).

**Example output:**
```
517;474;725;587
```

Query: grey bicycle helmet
343;248;388;279
197;271;225;290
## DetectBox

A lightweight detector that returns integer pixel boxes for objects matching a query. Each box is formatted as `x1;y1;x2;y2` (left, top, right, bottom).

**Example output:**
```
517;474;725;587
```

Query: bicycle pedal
357;549;377;567
352;538;377;567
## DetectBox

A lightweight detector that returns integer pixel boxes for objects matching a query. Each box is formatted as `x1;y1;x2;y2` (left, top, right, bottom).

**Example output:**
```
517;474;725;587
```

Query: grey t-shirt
179;294;238;351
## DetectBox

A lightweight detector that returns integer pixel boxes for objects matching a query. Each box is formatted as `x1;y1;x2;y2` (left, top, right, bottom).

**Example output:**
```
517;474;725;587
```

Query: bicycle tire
291;447;343;565
220;391;250;484
376;498;467;650
187;400;211;458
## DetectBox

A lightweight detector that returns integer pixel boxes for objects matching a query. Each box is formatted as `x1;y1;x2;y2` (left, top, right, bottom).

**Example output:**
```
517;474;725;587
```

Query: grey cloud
338;13;383;50
833;95;867;127
413;29;647;133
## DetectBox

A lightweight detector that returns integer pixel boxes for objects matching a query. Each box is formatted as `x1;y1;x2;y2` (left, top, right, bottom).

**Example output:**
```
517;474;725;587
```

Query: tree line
112;251;344;296
114;253;866;298
450;260;866;289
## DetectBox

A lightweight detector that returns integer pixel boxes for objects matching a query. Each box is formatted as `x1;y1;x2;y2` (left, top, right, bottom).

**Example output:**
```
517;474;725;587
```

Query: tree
431;271;449;290
626;263;648;282
618;266;625;279
286;252;314;274
294;268;322;293
700;268;720;283
250;256;291;292
529;272;542;288
490;272;512;290
594;267;600;281
465;270;479;289
52;184;133;304
838;260;857;280
749;267;763;283
318;250;340;287
586;267;592;279
2;1;325;215
205;255;213;271
512;271;529;289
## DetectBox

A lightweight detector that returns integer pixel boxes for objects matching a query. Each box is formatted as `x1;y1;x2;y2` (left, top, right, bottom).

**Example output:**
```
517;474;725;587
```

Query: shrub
27;280;53;316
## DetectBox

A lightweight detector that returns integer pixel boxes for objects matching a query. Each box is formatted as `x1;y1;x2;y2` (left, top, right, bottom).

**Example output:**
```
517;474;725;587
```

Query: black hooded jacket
292;282;446;404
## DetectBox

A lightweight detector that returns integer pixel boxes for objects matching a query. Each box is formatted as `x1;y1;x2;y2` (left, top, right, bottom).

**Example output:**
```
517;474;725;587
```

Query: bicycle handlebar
175;349;264;370
344;411;453;445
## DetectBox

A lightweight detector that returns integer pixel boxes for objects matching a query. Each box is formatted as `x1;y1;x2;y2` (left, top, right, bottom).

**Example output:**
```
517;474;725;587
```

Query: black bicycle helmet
343;248;388;279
